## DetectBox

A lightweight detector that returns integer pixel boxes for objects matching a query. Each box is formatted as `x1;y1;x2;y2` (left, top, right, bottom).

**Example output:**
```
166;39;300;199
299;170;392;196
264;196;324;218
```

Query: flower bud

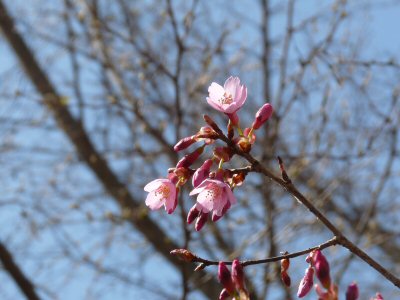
170;249;196;262
281;257;291;287
297;267;314;298
346;282;359;300
312;250;331;289
174;136;196;152
195;212;208;231
281;271;291;287
187;205;200;224
232;259;246;290
192;159;213;187
252;103;273;130
218;262;235;295
176;145;205;168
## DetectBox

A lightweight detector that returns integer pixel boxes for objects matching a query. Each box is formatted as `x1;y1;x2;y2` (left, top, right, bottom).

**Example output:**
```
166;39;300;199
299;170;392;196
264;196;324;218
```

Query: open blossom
144;179;178;214
189;178;236;217
207;76;247;114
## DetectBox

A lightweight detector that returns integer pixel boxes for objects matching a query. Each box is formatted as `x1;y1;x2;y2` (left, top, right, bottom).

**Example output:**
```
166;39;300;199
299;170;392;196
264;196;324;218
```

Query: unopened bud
232;259;246;290
297;267;314;298
174;136;196;152
195;212;208;231
187;205;200;224
176;145;205;168
218;262;235;295
312;250;331;289
346;282;359;300
196;126;219;141
170;249;196;262
252;103;273;130
281;271;291;287
192;159;213;187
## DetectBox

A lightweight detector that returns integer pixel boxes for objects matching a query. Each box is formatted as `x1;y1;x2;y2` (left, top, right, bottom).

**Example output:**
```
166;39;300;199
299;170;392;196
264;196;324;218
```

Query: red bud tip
176;145;205;168
346;282;359;300
170;249;196;262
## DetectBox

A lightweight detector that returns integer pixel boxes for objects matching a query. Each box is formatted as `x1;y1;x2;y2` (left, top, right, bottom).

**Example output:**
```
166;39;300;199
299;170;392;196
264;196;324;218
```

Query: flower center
155;185;170;200
206;184;222;200
219;92;233;105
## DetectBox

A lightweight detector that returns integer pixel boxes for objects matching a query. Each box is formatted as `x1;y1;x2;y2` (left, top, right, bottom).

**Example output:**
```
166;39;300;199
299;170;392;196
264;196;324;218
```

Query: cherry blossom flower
144;179;178;214
207;76;247;114
189;178;236;217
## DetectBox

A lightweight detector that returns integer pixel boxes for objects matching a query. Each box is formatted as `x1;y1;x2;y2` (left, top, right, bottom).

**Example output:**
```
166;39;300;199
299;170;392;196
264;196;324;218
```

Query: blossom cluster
144;76;273;230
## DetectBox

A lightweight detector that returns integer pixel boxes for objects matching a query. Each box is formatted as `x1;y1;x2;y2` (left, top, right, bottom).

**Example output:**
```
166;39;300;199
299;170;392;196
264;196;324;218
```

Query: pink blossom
144;179;177;214
297;267;314;298
207;76;247;114
189;178;236;217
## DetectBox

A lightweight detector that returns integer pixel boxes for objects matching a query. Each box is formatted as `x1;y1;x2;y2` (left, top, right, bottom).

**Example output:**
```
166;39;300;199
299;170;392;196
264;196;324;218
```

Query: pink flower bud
218;262;235;295
219;288;230;300
176;146;205;168
192;159;213;187
297;267;314;298
346;282;359;300
252;103;273;130
232;259;246;290
195;212;208;231
313;250;331;289
187;205;200;224
174;136;196;152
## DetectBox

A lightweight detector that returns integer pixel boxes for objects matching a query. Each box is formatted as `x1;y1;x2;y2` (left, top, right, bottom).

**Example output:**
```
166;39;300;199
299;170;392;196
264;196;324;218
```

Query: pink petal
213;193;228;216
225;187;237;204
144;179;166;192
224;76;239;97
145;192;165;210
207;97;224;111
164;188;177;213
189;184;207;196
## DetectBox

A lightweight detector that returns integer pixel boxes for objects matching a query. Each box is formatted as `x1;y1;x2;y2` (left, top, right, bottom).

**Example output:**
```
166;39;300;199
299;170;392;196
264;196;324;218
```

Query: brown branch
0;241;41;300
206;114;400;289
0;2;220;298
173;237;338;268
